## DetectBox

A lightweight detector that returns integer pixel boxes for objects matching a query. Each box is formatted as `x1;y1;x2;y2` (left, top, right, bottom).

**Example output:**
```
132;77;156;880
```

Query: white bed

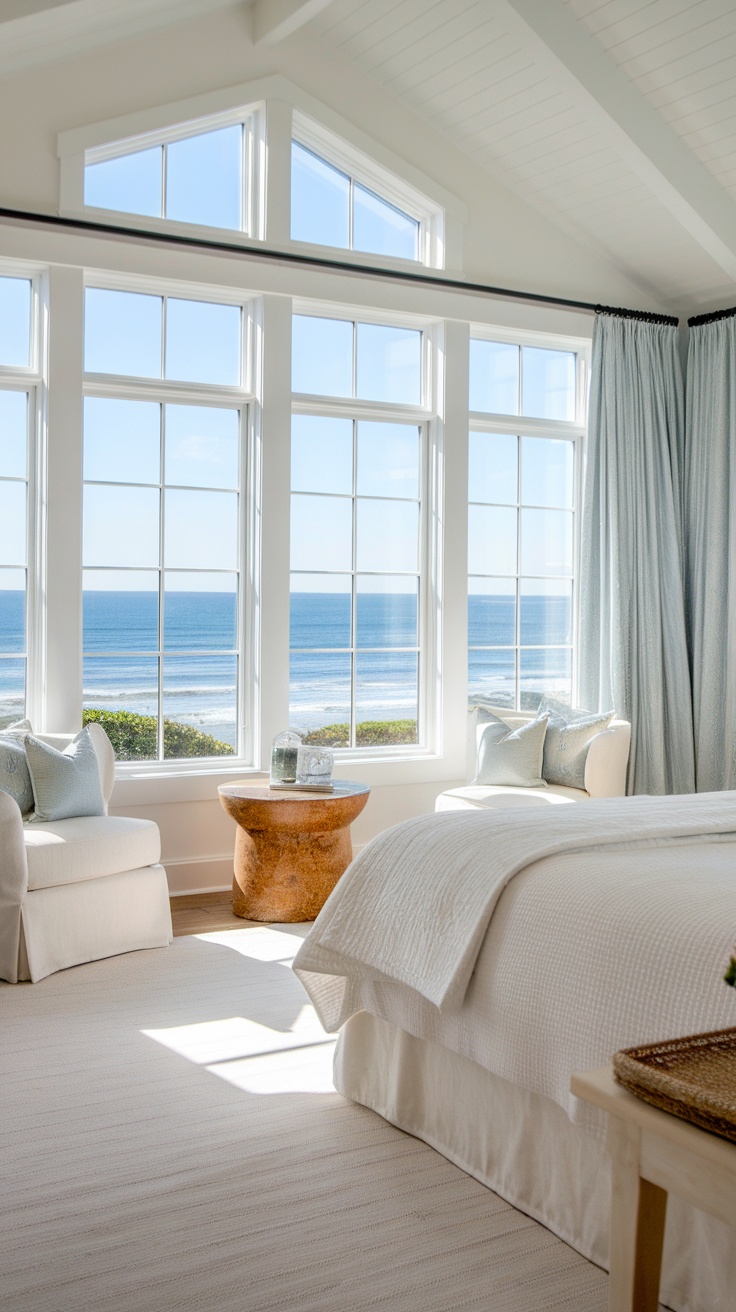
294;798;736;1312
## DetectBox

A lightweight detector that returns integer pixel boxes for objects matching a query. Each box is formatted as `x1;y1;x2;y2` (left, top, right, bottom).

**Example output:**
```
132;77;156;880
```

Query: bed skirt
334;1012;736;1312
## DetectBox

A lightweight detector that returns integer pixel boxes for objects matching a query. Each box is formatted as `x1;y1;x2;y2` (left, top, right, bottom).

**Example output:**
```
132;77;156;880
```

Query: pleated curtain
579;313;695;795
683;315;736;792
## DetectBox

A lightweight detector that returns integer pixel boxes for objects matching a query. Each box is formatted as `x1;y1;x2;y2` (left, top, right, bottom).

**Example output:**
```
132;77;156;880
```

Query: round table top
218;779;370;833
218;780;369;804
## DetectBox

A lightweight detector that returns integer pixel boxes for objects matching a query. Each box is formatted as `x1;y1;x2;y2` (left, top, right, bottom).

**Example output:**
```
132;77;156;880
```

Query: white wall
0;9;657;892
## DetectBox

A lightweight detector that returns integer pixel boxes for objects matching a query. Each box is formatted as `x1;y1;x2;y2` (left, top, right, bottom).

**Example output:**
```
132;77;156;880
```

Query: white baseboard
165;854;233;896
165;844;367;896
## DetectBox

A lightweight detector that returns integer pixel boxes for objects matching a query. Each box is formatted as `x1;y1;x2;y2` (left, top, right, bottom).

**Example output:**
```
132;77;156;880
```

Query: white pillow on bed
473;712;549;788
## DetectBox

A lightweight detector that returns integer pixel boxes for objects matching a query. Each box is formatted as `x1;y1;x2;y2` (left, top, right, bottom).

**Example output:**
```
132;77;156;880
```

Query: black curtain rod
688;305;736;328
0;205;681;324
595;303;678;327
0;203;665;321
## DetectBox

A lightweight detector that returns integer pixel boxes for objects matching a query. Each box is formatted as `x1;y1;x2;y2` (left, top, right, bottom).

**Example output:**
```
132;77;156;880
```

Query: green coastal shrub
82;708;234;760
82;708;415;759
302;719;417;747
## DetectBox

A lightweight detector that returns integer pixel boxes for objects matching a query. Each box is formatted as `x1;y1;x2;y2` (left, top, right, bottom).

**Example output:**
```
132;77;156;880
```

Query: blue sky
291;142;419;259
84;124;243;230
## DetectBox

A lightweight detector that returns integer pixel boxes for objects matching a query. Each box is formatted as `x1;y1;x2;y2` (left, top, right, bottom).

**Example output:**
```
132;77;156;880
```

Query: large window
0;274;36;729
468;336;582;710
2;243;587;780
83;108;261;235
290;311;430;749
82;285;252;761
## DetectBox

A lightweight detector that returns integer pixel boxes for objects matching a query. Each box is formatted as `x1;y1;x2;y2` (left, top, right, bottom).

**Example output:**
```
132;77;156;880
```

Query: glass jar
270;730;301;784
295;744;334;787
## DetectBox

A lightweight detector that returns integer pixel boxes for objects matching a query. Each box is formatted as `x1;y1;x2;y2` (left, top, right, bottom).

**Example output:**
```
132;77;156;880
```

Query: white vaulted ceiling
309;0;736;311
3;0;736;311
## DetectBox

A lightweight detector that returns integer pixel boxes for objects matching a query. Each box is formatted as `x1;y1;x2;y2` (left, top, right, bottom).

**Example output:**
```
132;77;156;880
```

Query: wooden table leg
608;1119;668;1312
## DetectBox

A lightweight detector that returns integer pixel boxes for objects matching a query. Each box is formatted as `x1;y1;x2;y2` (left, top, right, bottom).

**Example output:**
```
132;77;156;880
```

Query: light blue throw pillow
473;712;549;788
0;731;34;815
537;701;614;790
25;727;105;822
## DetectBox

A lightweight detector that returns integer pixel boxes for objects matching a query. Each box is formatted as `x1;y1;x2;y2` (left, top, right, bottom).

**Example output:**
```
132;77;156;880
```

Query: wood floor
170;890;249;936
171;890;316;937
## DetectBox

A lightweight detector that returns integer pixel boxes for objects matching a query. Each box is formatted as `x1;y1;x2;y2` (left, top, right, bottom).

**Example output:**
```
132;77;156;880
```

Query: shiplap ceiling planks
312;0;736;306
565;0;736;190
3;0;736;305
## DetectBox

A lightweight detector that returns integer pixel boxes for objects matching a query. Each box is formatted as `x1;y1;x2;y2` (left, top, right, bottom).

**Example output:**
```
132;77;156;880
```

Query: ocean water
0;590;572;740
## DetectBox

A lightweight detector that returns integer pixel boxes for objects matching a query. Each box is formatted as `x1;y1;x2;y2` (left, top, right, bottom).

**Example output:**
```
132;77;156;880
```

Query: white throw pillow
25;727;105;822
473;712;549;788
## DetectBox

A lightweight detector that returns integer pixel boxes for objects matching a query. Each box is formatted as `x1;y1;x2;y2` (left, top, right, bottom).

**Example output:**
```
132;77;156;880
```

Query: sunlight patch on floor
143;1003;332;1064
143;925;335;1093
194;925;309;961
207;1038;337;1095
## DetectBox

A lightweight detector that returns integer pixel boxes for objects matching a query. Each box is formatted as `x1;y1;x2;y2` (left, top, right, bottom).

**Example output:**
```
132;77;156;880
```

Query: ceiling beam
0;0;242;77
499;0;736;282
251;0;335;46
0;0;79;20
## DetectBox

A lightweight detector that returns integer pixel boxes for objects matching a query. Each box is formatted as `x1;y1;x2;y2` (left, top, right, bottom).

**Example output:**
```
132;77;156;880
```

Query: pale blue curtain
683;315;736;791
579;313;695;795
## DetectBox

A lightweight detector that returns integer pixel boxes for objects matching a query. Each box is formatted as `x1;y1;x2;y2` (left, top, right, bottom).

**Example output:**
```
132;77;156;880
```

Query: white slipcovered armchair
0;724;172;983
436;706;631;813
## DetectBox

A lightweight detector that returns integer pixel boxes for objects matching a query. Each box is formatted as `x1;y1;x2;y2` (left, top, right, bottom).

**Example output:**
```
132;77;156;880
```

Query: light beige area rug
1;927;610;1312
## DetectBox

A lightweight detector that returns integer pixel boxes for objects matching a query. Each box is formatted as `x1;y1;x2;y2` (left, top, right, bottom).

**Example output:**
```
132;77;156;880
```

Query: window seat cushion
435;783;584;813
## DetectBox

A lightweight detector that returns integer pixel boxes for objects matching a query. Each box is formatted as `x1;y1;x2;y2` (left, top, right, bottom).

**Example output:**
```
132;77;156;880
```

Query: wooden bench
571;1066;736;1312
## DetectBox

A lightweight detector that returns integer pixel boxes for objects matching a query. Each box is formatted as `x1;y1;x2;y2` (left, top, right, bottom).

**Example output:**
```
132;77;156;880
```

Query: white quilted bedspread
294;794;736;1124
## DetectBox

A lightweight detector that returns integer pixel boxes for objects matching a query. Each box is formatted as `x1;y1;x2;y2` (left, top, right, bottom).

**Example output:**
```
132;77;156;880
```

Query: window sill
110;750;461;807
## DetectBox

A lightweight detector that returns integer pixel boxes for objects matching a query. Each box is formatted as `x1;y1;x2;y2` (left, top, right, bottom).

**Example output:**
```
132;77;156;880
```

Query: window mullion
158;405;165;761
240;122;247;236
515;434;521;711
349;176;354;253
44;265;85;733
351;417;358;750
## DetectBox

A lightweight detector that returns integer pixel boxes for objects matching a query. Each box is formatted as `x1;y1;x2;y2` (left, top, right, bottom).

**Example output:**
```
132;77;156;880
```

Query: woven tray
613;1027;736;1143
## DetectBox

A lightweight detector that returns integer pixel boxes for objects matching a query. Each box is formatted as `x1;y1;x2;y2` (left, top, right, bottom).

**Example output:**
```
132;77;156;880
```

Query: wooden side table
571;1066;736;1312
218;781;370;923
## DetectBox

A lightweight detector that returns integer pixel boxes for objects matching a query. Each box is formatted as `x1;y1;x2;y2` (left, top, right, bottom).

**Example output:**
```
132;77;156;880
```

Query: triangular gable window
290;113;444;268
81;106;261;237
59;83;457;267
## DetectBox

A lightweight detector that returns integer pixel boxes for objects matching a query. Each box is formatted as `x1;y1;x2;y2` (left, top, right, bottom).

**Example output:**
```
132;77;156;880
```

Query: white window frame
81;272;259;775
82;107;263;240
290;300;442;760
0;262;45;730
291;112;444;270
57;76;464;270
59;93;267;243
467;324;589;711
